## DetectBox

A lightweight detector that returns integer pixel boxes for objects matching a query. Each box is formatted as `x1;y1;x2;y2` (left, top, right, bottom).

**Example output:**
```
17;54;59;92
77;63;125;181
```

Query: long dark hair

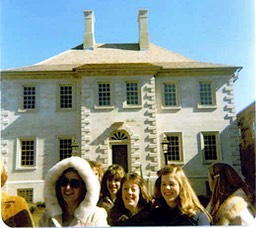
100;164;125;198
208;163;253;217
55;167;86;212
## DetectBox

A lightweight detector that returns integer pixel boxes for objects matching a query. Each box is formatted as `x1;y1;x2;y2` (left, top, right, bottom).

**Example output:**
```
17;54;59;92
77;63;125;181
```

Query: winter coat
109;202;152;226
38;156;108;227
207;188;256;225
150;203;210;226
1;191;34;227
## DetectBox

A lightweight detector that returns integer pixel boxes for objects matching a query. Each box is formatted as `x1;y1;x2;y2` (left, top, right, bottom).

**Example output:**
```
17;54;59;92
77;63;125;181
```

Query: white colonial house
1;10;242;203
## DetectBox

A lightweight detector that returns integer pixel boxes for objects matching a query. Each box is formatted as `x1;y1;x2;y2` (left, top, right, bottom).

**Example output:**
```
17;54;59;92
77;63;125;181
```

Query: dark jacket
98;196;114;215
109;202;152;226
150;203;210;226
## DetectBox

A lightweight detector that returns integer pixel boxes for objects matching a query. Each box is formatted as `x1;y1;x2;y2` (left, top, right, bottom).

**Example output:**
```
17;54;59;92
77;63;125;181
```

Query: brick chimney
138;9;149;50
83;10;95;50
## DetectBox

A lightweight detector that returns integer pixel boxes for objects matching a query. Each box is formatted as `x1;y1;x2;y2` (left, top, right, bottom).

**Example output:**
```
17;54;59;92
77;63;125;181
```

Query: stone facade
1;10;242;202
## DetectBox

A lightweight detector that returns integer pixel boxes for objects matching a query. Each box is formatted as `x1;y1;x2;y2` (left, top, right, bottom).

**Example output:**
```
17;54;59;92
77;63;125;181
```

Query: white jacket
207;188;255;225
39;156;108;227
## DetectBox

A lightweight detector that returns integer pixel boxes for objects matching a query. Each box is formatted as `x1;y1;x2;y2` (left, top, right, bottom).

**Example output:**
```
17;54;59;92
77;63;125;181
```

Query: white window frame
164;132;184;164
16;137;37;170
161;81;181;110
197;81;216;109
123;81;142;109
18;84;38;112
57;83;76;111
94;81;114;109
200;131;221;164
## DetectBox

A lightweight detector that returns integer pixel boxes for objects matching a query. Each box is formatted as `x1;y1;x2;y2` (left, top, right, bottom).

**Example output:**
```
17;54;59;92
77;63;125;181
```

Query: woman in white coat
39;156;108;227
207;162;255;225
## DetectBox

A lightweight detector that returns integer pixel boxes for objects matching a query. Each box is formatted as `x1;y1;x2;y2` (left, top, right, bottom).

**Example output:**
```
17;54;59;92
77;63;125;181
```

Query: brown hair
208;163;253;217
113;173;152;214
101;164;125;197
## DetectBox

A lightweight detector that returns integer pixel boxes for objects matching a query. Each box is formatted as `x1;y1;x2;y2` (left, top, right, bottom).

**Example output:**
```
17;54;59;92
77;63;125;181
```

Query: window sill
123;104;142;109
18;109;37;113
167;161;184;165
197;105;217;110
94;105;115;110
15;166;37;171
161;106;181;111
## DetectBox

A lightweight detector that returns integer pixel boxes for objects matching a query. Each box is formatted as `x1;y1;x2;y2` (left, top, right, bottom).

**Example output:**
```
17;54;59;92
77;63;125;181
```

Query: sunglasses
59;177;81;188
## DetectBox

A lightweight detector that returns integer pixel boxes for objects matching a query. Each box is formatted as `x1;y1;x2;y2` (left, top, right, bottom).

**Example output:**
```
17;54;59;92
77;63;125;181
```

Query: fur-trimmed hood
208;188;255;225
43;156;100;223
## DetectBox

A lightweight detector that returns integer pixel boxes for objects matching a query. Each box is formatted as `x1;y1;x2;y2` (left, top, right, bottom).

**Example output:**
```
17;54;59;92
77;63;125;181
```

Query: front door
112;145;128;172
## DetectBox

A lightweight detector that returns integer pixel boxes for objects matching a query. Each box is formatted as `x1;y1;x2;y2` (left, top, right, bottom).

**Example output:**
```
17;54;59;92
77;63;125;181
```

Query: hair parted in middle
55;167;87;213
101;164;125;197
154;164;211;221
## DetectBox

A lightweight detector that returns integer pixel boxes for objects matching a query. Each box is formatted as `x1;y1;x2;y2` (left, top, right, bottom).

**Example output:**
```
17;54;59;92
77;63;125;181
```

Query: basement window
17;188;33;203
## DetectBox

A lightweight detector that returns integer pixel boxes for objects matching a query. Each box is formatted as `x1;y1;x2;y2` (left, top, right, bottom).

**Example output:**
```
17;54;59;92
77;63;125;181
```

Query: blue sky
0;0;255;113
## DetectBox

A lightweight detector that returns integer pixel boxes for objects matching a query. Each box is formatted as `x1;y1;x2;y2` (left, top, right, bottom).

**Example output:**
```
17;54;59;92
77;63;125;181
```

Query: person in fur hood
39;156;109;227
207;162;256;225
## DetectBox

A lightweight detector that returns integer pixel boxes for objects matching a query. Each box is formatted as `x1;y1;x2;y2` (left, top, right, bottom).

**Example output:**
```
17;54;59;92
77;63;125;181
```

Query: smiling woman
151;164;211;226
108;173;153;226
38;156;109;227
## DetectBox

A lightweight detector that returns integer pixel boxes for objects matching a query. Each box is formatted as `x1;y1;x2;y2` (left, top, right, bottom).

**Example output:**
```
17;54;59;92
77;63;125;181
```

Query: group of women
38;156;255;226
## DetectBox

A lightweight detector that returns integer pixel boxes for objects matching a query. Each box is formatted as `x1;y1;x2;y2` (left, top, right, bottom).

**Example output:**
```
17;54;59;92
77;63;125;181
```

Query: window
126;82;139;105
199;82;215;106
23;86;36;109
165;133;183;163
98;82;111;106
163;83;177;106
20;139;35;167
59;85;73;109
59;138;72;160
17;188;33;203
201;132;220;162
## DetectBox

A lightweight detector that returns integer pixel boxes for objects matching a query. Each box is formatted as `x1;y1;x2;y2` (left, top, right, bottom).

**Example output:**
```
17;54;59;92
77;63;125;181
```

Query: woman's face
122;179;140;213
107;176;121;200
60;170;85;206
160;173;180;208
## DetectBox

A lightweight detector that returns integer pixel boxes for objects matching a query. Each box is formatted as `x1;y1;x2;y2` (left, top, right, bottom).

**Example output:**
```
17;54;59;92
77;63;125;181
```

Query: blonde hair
155;164;211;221
1;161;8;187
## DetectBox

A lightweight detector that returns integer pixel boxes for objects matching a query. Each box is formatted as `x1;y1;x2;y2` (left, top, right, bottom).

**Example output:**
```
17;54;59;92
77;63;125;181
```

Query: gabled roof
2;43;240;73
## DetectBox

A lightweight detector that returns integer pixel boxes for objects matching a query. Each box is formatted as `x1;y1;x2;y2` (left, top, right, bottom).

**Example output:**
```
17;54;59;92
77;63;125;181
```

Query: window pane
59;139;72;160
20;140;34;166
17;188;33;203
126;82;139;105
164;84;177;106
167;135;180;161
199;82;213;105
98;83;111;106
60;86;73;108
204;134;217;160
23;86;36;109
